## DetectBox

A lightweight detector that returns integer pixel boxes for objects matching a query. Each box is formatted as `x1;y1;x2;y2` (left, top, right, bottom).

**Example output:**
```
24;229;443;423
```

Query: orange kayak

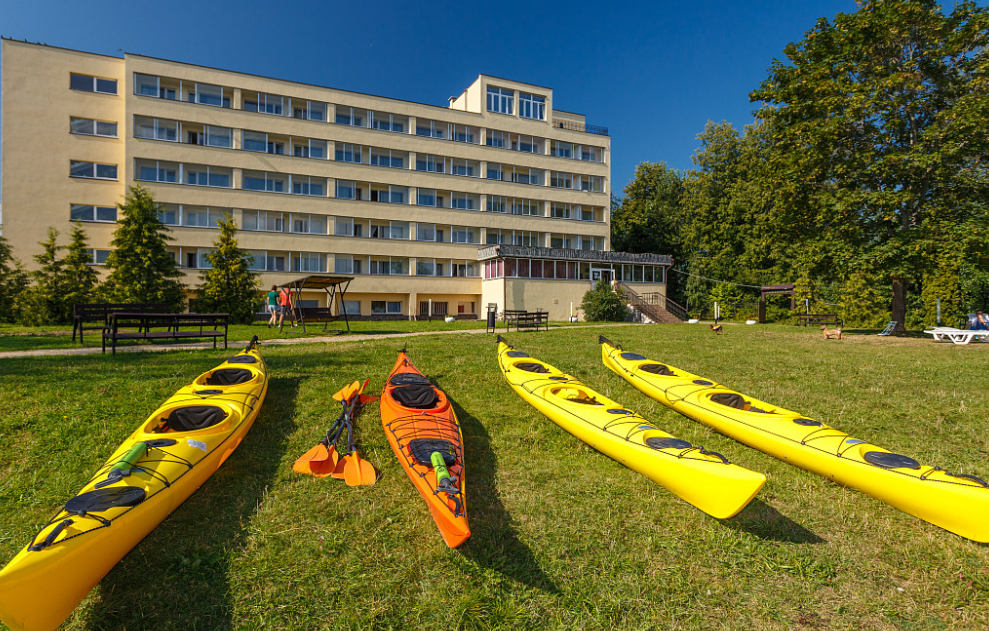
380;351;470;548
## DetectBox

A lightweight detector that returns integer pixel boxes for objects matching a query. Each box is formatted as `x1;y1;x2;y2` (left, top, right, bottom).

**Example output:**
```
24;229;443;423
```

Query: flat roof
478;245;672;266
286;275;354;290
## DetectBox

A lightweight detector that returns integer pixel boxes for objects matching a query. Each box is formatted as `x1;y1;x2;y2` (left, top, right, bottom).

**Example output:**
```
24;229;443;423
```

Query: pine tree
197;213;262;324
20;228;70;325
62;223;102;310
0;232;29;324
101;185;186;310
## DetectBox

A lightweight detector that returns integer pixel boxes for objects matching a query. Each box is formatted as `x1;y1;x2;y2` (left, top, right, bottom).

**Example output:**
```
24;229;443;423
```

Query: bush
581;280;629;322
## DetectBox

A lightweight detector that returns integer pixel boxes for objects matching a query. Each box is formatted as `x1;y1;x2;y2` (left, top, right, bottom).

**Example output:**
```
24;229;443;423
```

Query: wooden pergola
758;284;795;323
284;274;354;334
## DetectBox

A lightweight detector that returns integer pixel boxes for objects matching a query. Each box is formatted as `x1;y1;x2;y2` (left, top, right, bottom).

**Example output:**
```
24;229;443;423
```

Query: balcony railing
552;119;609;136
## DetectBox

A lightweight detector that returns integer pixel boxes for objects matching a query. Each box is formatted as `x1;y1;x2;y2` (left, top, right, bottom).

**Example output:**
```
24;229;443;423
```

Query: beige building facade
1;39;666;321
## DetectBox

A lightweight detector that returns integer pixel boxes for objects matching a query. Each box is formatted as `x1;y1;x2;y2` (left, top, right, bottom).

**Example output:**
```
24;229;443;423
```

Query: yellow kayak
497;336;764;519
0;337;269;631
600;336;989;542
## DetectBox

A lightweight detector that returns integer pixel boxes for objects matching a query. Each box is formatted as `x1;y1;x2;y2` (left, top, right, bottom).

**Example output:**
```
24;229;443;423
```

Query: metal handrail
619;283;687;322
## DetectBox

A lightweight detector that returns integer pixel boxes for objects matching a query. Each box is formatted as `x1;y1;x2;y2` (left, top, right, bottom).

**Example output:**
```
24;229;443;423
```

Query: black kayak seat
515;362;549;374
205;368;254;386
709;392;767;413
227;355;257;364
66;487;146;514
390;372;431;387
392;384;439;409
166;405;228;431
640;363;675;376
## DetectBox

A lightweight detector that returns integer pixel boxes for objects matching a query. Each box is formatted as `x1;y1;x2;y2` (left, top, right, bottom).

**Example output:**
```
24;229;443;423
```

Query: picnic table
73;302;169;343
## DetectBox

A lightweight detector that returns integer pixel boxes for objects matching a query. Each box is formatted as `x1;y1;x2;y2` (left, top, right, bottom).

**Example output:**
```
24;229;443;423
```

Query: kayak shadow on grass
83;372;304;630
440;388;560;595
720;498;825;544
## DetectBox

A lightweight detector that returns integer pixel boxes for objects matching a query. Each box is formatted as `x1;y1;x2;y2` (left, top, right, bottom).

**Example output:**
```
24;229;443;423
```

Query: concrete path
0;323;639;360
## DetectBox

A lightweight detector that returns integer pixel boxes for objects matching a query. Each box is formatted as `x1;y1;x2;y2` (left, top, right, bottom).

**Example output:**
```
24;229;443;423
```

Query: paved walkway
0;323;639;359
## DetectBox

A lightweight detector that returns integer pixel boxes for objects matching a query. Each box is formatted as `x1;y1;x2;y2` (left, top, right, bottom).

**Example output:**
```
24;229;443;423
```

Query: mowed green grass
1;325;988;630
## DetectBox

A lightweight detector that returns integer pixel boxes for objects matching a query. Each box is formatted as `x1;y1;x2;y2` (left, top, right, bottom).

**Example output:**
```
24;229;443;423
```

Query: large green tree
0;232;29;324
101;185;186;310
751;0;989;331
611;163;686;303
197;213;262;324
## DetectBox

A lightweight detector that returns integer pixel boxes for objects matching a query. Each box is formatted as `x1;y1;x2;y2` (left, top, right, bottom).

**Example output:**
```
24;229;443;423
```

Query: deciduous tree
751;0;989;331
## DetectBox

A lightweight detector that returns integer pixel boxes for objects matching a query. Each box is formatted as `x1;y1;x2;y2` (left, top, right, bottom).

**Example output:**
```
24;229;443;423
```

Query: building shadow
85;373;302;630
719;498;825;544
437;384;559;594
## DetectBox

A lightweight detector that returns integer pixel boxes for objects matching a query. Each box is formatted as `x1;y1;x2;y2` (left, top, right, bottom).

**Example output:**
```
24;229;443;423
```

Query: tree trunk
891;279;907;332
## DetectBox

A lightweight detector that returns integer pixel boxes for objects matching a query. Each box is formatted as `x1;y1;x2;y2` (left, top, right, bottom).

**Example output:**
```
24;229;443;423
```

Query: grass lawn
1;324;988;629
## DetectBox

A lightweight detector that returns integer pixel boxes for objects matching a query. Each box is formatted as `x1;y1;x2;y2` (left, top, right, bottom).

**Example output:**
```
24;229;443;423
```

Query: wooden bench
799;313;843;328
73;302;169;343
102;312;229;354
514;311;549;332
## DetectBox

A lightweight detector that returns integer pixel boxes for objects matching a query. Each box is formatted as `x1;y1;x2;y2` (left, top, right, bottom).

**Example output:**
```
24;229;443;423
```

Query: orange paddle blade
332;381;361;402
293;443;340;476
330;455;347;480
344;452;377;487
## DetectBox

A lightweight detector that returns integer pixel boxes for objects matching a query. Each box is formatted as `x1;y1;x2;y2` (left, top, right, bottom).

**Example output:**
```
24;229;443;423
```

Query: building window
185;165;232;188
335;255;357;274
451;226;477;244
205;126;233;148
417;189;437;207
134;74;177;99
487;196;507;213
71;73;116;94
243;131;267;153
157;205;179;225
290;213;327;234
336;106;368;127
371;300;402;314
370;186;407;204
579;175;605;193
243;172;287;193
417;223;442;242
450;193;474;210
242;210;284;232
187;82;229;108
183;207;227;228
135;116;178;142
370;148;406;169
519;93;545;120
551;171;573;189
341;300;361;314
550;203;572;220
450;159;475;177
415;119;447;139
487;87;514;115
452;125;477;144
71;160;117;180
244;92;284;116
336;143;363;163
70;204;116;222
70;117;117;138
292;177;326;196
335;180;357;200
294;101;328;121
512;199;542;217
487;130;506;148
416;154;445;173
294;139;327;159
371;112;408;133
86;249;112;265
293;252;325;273
552;141;574;159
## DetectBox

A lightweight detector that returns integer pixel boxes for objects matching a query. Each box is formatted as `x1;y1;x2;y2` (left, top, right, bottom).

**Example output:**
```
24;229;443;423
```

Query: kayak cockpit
143;403;240;434
194;367;260;388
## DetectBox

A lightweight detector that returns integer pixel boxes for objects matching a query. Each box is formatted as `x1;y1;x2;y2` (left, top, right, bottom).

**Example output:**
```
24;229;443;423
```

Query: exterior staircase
619;283;687;324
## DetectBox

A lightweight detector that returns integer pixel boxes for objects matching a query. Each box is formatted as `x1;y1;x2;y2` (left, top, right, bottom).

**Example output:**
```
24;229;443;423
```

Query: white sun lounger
924;327;989;345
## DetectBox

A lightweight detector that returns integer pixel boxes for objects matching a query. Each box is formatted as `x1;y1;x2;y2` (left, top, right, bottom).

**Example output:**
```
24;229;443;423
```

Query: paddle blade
330;455;347;480
344;452;377;487
332;381;361;402
293;443;340;477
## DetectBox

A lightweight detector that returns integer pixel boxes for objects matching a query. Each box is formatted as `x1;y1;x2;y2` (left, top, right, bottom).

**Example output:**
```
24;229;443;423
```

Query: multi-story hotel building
1;39;671;321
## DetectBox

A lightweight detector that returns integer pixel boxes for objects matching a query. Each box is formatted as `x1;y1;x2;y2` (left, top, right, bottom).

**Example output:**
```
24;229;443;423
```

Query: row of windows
128;72;604;160
484;259;665;283
130;115;604;185
486;87;545;121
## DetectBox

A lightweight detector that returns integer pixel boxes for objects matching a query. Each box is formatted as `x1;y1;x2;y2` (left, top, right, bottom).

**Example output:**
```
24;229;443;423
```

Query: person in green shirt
266;285;279;327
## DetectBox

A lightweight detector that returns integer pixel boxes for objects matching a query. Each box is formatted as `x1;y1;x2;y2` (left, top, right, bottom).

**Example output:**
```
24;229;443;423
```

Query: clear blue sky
2;0;866;193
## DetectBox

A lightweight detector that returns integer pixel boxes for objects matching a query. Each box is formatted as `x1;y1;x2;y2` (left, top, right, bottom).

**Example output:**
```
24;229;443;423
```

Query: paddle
336;380;378;486
293;381;363;477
